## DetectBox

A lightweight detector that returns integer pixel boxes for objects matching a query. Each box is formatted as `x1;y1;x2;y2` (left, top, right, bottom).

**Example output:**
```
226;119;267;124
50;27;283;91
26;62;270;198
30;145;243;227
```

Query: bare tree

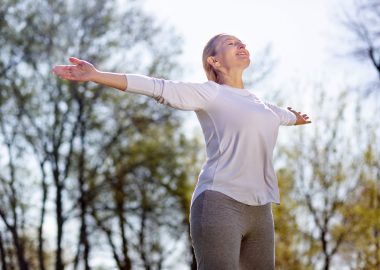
283;89;362;270
0;0;194;269
335;0;380;94
0;88;29;270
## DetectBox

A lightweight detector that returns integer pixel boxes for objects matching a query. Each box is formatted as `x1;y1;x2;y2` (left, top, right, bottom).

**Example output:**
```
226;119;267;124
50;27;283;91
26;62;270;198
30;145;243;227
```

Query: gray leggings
190;190;275;270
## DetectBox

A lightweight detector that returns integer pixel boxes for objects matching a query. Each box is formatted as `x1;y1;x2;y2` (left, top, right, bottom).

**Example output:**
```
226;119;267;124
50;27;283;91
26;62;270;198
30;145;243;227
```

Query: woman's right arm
52;57;128;91
53;57;219;111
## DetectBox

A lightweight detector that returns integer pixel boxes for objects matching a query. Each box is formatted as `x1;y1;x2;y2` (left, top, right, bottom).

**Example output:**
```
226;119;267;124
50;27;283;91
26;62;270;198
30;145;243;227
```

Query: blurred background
0;0;379;269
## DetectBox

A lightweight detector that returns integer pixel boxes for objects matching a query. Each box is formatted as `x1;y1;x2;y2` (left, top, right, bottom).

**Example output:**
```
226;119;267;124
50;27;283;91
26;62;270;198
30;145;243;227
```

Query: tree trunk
38;161;48;270
55;177;64;270
6;140;29;270
0;232;8;270
10;227;29;270
139;204;150;270
74;98;91;270
323;255;330;270
118;204;132;270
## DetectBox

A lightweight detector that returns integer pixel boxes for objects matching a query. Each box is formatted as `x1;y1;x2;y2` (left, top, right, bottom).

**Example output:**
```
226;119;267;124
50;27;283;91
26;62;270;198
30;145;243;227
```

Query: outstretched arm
52;57;219;111
52;57;128;91
264;102;311;126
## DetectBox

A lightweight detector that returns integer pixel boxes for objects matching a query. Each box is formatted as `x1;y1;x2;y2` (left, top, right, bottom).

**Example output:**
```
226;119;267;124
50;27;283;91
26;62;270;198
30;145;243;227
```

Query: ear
207;56;220;68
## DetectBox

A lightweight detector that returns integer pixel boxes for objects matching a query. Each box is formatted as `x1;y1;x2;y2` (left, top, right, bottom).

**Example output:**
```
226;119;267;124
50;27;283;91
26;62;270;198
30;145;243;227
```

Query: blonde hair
202;33;226;83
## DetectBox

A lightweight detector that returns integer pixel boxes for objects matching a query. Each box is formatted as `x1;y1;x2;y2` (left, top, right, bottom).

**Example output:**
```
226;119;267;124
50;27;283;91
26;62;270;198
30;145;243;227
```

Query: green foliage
274;168;310;270
276;89;380;270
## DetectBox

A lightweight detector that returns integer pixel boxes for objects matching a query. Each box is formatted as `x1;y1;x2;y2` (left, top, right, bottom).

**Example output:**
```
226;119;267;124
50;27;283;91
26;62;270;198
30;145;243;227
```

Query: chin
242;59;251;69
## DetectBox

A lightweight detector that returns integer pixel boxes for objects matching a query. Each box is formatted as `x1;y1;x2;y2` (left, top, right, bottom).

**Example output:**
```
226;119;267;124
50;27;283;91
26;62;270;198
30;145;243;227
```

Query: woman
53;33;311;270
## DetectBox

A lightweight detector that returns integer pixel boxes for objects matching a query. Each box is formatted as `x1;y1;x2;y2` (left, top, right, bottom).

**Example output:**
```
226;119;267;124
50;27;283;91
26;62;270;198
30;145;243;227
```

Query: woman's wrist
90;68;101;82
91;70;128;91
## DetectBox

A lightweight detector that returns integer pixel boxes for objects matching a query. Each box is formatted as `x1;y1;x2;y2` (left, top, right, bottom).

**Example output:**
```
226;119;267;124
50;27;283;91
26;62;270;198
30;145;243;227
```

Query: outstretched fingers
287;107;312;125
52;65;77;80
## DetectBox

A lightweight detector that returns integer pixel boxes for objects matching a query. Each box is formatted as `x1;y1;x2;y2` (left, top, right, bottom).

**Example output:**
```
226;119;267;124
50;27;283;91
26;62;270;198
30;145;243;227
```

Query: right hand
52;57;97;82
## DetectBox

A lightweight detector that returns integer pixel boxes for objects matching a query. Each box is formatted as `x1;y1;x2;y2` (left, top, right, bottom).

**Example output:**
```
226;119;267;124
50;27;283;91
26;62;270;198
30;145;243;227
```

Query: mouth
236;51;249;57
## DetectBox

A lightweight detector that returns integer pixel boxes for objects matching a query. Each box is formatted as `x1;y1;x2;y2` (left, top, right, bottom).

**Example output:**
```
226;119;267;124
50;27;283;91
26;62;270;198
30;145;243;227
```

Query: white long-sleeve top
125;74;296;206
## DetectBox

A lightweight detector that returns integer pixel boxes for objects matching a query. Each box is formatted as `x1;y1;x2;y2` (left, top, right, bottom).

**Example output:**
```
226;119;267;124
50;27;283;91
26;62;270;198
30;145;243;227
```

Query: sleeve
265;102;296;126
124;74;219;111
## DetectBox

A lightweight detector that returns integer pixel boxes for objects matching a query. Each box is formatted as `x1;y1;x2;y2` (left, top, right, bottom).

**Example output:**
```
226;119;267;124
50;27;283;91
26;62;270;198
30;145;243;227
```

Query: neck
217;69;245;89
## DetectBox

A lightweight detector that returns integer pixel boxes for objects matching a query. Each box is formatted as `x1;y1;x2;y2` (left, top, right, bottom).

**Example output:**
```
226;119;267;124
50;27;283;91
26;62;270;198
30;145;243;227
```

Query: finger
52;65;74;74
289;108;300;115
69;57;82;65
53;68;71;77
54;65;73;69
57;73;77;81
287;107;296;113
69;57;80;63
56;69;73;78
52;65;64;73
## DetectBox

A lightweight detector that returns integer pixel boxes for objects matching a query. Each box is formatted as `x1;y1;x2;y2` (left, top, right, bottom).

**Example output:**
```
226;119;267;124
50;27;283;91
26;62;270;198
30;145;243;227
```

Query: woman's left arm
265;102;311;126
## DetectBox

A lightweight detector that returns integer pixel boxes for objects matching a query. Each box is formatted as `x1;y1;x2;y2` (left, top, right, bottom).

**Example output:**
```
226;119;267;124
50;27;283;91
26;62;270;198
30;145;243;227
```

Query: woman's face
212;35;251;71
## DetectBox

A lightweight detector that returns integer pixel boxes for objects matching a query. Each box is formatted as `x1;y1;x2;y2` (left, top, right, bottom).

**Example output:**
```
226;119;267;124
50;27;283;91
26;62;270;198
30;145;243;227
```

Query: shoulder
202;80;221;91
191;80;221;96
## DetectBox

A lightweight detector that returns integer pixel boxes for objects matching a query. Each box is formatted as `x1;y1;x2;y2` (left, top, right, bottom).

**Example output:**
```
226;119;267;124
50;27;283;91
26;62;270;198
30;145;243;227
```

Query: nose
237;42;246;49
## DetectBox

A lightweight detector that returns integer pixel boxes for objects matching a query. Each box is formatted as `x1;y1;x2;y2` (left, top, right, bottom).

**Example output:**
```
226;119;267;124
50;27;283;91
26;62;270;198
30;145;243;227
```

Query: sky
140;0;376;136
141;0;372;84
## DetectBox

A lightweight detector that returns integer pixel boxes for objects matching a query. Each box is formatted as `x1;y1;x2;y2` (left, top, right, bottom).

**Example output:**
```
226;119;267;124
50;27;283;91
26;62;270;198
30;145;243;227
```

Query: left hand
287;107;312;125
